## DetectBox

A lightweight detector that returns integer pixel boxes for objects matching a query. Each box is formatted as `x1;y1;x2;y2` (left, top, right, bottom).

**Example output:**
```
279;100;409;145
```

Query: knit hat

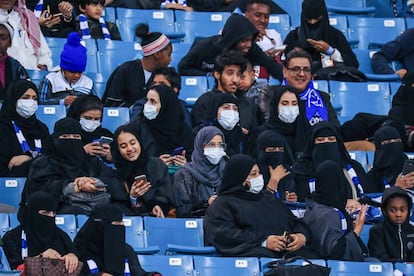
60;32;87;72
135;24;170;57
0;21;14;42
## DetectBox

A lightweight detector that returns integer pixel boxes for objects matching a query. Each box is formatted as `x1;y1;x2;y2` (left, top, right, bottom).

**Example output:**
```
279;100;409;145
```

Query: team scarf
282;79;328;126
78;14;111;40
87;259;130;275
12;120;42;158
21;230;28;258
333;208;348;234
33;0;43;19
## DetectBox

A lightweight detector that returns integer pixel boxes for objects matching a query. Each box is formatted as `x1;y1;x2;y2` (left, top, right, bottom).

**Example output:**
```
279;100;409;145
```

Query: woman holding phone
111;124;174;217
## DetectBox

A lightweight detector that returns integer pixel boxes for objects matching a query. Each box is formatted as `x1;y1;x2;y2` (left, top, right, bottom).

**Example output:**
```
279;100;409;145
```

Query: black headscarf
111;124;149;186
263;86;308;156
0;79;49;140
372;126;407;185
389;72;414;126
312;160;353;228
74;204;126;275
52;117;88;178
18;191;68;257
209;93;243;156
67;95;112;144
144;85;193;155
219;154;262;200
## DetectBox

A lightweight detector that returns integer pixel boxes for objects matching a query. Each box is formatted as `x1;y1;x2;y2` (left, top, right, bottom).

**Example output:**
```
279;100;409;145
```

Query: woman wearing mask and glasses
0;80;51;177
173;126;227;217
204;154;317;258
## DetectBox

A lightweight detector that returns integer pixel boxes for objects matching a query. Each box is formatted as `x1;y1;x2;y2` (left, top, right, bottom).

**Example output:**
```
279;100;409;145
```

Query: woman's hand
396;172;414;189
152;205;165;218
58;1;73;18
74;177;98;193
286;233;306;252
307;39;330;53
171;152;187;166
353;204;367;236
38;10;61;28
62;253;78;274
8;155;31;170
130;179;151;198
208;195;217;205
159;154;172;165
101;144;113;162
266;235;289;252
41;248;62;259
285;191;298;202
83;142;103;156
267;165;290;191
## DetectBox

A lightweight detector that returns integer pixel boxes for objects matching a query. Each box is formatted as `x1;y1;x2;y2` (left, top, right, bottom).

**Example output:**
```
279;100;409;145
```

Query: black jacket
0;56;29;102
178;13;283;81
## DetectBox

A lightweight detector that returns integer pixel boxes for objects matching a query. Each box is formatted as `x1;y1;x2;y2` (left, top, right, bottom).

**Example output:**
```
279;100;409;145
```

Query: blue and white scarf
282;79;328;126
383;178;391;189
308;177;316;193
346;164;364;197
333;208;348;234
12;121;42;158
21;230;28;259
79;14;111;40
87;259;130;275
34;0;43;19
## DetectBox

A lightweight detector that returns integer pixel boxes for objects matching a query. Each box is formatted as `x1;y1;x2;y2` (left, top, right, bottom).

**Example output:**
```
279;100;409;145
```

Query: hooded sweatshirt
368;186;414;262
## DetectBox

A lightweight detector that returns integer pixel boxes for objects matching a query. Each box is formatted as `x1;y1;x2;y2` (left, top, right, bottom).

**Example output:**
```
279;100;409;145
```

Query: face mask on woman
16;99;38;118
278;106;299;123
204;147;226;165
79;118;101;132
143;103;159;120
247;174;264;194
218;110;239;130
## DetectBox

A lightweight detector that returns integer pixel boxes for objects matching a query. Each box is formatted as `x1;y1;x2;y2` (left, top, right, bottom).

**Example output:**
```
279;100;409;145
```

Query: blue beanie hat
60;32;87;72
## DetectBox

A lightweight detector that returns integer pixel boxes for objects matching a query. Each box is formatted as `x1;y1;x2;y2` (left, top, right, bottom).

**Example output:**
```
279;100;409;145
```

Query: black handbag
264;256;331;276
24;257;83;276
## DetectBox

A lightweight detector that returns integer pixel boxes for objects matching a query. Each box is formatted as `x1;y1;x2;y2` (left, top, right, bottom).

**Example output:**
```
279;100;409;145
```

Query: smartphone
170;146;184;156
402;159;414;175
99;136;113;145
134;174;147;183
283;231;293;244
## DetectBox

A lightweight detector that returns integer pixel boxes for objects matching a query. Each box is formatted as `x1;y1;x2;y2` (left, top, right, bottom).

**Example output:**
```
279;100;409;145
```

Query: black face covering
53;138;85;166
312;141;341;167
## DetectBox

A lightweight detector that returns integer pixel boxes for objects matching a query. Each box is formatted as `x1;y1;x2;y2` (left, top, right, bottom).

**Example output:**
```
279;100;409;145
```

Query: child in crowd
77;0;121;40
368;186;414;262
38;32;96;106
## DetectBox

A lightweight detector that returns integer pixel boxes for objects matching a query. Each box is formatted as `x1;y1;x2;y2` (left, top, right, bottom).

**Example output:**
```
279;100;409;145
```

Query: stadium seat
96;39;141;77
325;0;375;15
101;107;130;133
175;11;231;44
35;105;67;133
389;81;402;95
406;18;414;29
0;214;9;237
366;150;374;170
193;256;260;275
329;81;391;117
327;260;393;275
116;9;184;42
348;151;369;171
76;214;88;232
267;13;291;41
359;224;372;246
170;43;192;70
85;72;107;99
103;7;116;22
0;246;13;271
0;178;25;211
9;213;18;229
260;257;326;274
143;216;216;255
27;69;49;87
313;80;329;92
352;49;400;81
275;0;302;27
138;255;194;276
329;15;348;38
179;76;209;107
395;262;414;276
348;17;406;50
123;216;159;254
55;214;77;240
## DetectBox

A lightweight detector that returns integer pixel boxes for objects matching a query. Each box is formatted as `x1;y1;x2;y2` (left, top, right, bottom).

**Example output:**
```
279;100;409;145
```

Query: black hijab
372;126;407;185
145;85;193;155
111;124;149;186
0;79;49;140
210;93;243;156
389;72;414;126
74;204;126;275
18;191;68;257
67;95;112;144
263;86;308;156
52;117;89;178
219;154;262;200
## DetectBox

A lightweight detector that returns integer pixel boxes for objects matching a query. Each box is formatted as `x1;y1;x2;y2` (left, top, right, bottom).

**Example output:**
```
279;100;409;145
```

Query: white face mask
218;110;239;130
79;118;101;132
16;99;38;119
204;147;226;165
247;174;264;194
143;103;159;120
278;106;299;123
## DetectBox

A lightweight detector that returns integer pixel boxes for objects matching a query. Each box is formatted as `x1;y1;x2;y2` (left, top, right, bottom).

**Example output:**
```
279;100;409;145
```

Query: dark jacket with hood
178;13;283;81
368;186;414;262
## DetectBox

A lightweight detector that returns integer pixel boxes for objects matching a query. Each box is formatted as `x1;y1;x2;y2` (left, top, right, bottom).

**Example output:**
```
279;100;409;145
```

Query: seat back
170;43;192;70
101;107;130;133
395;262;414;276
193;256;260;276
27;69;49;87
325;0;375;15
179;76;209;107
137;255;194;276
348;150;369;171
275;0;302;27
0;213;9;237
55;214;77;240
359;224;372;246
327;260;393;275
267;14;291;40
35;105;67;133
0;178;25;211
76;214;89;232
123;216;146;251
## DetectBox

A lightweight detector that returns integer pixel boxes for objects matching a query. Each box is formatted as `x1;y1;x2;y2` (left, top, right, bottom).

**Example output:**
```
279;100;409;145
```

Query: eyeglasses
286;66;312;75
205;142;227;149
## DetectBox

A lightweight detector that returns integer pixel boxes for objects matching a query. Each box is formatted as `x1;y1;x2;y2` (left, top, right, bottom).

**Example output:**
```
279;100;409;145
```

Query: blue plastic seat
327;260;393;275
390;81;402;95
348;151;369;171
0;214;9;238
325;0;375;15
143;216;216;255
353;49;400;81
0;246;13;271
348;17;406;49
122;216;159;254
395;262;414;276
27;69;49;87
406;18;414;29
101;107;130;133
35;105;67;133
193;256;260;275
0;178;25;211
137;255;194;276
179;76;209;107
329;81;391;117
275;0;302;27
175;11;231;44
359;224;372;246
103;7;116;22
116;9;184;42
85;72;107;99
170;43;191;70
55;214;77;240
267;14;291;41
76;214;88;232
260;257;326;274
312;80;329;92
329;15;348;38
8;213;18;229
